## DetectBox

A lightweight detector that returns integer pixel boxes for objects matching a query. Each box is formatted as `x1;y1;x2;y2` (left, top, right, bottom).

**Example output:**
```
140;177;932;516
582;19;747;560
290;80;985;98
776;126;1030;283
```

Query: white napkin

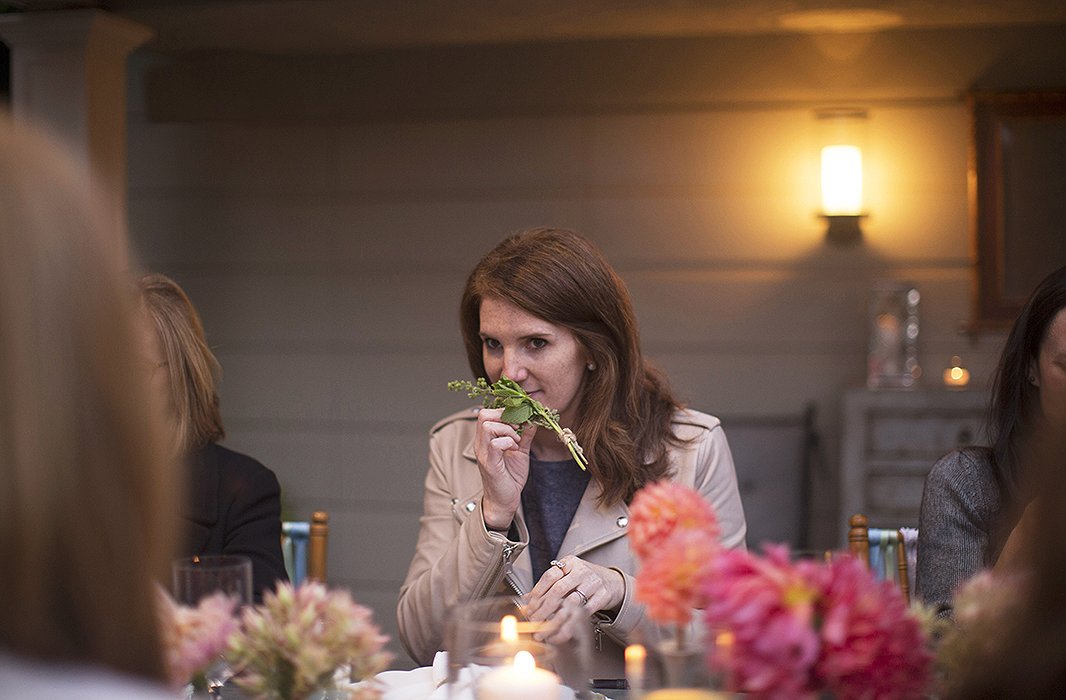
428;651;477;700
346;651;578;700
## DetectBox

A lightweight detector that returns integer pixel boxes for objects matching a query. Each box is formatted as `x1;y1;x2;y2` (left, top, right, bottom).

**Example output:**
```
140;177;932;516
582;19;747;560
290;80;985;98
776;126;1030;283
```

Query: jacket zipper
476;540;519;599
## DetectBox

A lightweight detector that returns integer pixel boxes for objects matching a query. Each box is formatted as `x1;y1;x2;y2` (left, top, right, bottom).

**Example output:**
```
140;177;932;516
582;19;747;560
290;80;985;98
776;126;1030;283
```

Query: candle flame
513;650;536;671
625;643;646;680
499;615;518;643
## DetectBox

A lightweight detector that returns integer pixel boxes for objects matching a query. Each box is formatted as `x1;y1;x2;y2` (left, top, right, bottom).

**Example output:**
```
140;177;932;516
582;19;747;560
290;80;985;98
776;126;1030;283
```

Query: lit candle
626;644;646;697
642;691;733;700
942;356;970;388
476;650;561;700
484;614;547;659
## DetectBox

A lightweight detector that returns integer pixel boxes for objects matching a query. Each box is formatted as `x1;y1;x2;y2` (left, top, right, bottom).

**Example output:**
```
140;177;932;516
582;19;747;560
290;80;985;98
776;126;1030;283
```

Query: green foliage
448;376;588;470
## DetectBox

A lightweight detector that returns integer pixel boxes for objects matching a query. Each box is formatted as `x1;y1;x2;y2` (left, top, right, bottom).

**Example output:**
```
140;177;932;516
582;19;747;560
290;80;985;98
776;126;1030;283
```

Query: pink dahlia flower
636;527;719;624
629;480;719;560
816;555;932;700
703;545;824;699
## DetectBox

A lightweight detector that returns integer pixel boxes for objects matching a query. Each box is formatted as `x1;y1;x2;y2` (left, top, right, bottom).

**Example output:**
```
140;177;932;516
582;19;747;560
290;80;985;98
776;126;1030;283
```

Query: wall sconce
817;108;868;245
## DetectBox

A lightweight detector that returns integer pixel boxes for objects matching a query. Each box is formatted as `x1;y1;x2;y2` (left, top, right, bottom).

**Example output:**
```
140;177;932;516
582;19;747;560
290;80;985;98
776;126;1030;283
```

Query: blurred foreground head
0;114;176;680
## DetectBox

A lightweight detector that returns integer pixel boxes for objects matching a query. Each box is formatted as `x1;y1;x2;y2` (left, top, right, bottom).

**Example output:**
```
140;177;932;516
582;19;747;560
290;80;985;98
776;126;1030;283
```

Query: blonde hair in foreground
138;272;225;454
0;115;176;681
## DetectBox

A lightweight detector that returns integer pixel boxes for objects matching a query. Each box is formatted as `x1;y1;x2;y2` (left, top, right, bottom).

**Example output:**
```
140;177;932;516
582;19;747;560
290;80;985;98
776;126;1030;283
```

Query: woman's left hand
525;555;624;636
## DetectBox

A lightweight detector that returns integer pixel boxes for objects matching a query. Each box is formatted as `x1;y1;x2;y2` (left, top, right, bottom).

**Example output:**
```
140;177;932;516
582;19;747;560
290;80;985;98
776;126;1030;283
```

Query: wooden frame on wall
970;91;1066;329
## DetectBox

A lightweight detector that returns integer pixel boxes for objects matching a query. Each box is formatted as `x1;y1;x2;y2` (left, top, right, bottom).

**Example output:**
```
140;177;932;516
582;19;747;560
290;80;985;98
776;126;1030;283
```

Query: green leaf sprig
448;376;588;470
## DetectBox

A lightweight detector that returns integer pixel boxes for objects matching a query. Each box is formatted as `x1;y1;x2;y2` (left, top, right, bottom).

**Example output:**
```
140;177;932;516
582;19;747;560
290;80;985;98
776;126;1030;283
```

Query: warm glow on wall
821;144;863;215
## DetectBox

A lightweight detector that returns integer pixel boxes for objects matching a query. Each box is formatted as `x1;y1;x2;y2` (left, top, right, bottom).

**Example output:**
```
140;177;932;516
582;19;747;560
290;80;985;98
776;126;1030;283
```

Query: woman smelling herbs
396;228;748;678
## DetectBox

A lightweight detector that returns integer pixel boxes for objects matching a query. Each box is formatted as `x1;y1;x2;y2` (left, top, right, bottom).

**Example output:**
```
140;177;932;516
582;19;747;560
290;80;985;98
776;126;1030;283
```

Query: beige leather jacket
396;406;747;678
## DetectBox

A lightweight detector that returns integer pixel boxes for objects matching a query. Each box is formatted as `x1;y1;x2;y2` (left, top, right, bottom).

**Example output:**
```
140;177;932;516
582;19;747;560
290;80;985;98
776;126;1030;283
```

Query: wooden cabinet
839;388;989;539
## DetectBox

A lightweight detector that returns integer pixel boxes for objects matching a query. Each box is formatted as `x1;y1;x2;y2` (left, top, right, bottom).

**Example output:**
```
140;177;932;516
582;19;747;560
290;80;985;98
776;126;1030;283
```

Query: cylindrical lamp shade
821;144;863;215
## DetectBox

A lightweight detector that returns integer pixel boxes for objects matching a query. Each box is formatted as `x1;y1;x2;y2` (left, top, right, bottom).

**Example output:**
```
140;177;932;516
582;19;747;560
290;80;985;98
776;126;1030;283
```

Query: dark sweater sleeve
219;453;290;601
915;448;1001;614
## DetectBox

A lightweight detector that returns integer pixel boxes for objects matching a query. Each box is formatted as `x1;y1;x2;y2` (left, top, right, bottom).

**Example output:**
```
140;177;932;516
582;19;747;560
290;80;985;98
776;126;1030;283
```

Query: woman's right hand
474;407;536;530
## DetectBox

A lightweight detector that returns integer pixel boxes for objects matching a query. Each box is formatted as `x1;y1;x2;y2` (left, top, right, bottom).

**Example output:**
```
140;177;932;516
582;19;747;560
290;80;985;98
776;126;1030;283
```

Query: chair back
282;510;329;585
848;513;916;604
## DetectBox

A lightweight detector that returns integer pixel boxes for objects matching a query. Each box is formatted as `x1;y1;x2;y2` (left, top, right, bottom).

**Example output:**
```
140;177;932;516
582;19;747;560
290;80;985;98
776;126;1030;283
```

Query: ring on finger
550;559;567;574
571;589;589;606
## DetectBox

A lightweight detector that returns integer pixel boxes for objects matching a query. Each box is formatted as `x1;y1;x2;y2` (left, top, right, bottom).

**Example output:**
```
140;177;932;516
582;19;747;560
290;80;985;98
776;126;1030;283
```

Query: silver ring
572;589;589;606
550;559;567;573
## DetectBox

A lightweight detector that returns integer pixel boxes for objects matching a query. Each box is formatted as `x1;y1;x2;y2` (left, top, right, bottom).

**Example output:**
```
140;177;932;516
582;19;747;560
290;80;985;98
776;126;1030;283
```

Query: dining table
214;656;628;700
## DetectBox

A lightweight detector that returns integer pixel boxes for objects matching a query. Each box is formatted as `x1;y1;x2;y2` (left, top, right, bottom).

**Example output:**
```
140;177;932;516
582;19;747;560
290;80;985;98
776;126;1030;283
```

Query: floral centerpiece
227;582;392;700
703;544;932;699
627;482;933;698
157;589;240;694
158;581;391;700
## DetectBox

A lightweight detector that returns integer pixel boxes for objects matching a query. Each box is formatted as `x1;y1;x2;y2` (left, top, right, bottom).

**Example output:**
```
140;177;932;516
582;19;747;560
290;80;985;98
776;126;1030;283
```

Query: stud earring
587;362;596;371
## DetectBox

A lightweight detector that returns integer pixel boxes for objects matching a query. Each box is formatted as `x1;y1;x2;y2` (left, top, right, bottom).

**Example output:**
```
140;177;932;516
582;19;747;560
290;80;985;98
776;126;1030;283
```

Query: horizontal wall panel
653;350;864;417
214;350;473;425
170;272;465;347
223;428;434;507
627;266;984;346
329;509;421;587
130;197;587;272
136;263;997;353
128;118;594;193
589;196;969;264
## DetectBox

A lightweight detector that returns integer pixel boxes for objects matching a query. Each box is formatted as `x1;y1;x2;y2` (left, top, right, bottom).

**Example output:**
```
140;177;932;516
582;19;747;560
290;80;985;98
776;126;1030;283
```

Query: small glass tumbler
171;554;253;607
171;555;252;698
444;595;590;700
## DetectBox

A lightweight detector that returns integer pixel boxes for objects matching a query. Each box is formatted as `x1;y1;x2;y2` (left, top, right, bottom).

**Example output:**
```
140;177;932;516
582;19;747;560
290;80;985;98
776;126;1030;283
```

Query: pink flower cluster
703;545;932;700
630;481;721;625
157;589;240;689
228;581;392;700
629;480;720;560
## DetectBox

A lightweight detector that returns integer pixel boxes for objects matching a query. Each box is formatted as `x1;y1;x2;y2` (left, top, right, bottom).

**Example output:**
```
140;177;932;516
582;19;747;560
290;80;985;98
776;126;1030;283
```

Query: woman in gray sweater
916;264;1066;615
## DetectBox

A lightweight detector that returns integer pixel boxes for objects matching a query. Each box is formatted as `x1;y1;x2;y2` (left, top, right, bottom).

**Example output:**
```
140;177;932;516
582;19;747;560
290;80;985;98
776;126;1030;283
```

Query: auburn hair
459;228;686;506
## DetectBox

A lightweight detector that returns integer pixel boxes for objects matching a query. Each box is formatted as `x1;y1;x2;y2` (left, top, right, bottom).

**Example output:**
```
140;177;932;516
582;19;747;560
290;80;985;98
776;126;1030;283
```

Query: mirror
971;91;1066;329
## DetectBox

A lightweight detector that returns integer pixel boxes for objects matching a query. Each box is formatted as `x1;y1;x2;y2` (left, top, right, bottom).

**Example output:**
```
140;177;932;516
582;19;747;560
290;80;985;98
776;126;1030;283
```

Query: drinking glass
171;555;252;698
172;554;253;607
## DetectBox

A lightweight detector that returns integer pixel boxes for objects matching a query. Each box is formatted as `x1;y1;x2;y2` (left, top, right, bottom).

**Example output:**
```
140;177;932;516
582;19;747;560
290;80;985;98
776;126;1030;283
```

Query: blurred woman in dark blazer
138;273;288;600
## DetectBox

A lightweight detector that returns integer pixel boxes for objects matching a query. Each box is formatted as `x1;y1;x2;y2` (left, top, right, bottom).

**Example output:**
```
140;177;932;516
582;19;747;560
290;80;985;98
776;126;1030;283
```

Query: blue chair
282;510;329;585
848;513;915;603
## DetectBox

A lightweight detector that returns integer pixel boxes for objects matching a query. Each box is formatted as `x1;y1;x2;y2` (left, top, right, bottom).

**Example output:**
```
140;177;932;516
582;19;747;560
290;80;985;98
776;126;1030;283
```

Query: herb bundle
448;376;588;470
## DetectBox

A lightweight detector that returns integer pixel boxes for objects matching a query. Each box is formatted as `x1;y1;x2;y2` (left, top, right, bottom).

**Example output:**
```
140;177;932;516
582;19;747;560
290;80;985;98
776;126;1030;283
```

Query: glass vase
443;595;591;700
630;621;735;700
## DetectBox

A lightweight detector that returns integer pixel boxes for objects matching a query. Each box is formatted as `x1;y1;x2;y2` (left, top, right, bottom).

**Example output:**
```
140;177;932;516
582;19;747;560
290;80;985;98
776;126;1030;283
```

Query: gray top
915;447;1009;614
522;455;591;582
